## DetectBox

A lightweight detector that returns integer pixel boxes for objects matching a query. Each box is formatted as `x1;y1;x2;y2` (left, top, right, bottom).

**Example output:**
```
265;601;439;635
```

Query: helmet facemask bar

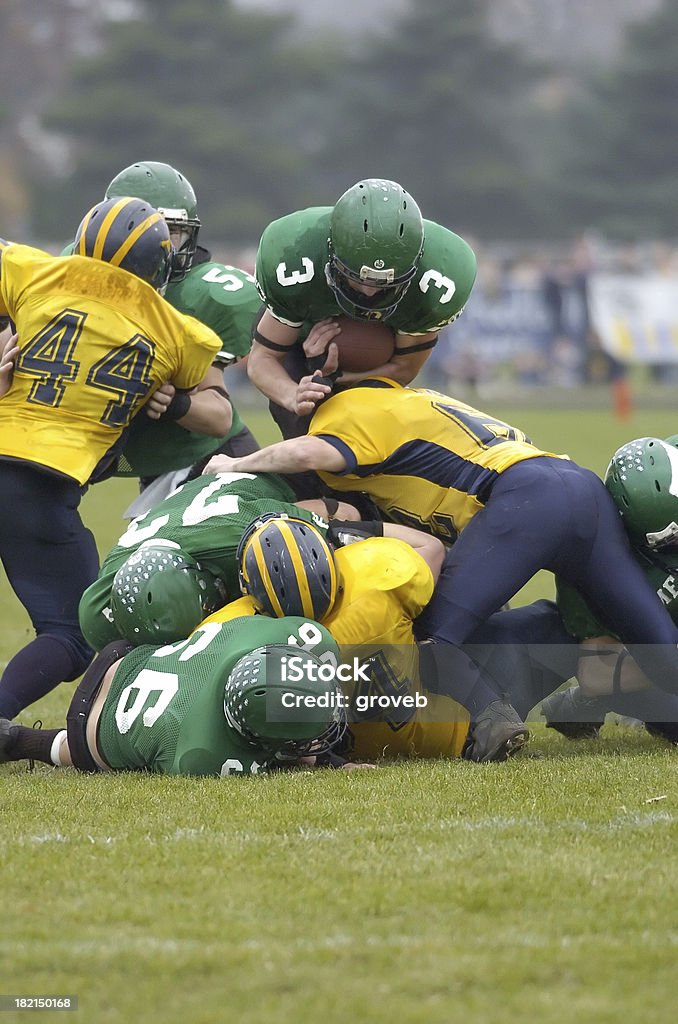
325;244;418;321
275;711;347;760
158;207;201;281
223;645;347;760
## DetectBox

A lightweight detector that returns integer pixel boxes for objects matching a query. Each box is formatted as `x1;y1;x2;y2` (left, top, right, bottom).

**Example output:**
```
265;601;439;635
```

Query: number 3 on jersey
275;258;314;287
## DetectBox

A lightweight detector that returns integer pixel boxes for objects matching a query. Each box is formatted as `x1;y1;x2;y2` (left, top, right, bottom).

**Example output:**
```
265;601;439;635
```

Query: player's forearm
296;498;360;521
247;344;299;410
209;436;346;476
175;390;232;436
217;439;313;474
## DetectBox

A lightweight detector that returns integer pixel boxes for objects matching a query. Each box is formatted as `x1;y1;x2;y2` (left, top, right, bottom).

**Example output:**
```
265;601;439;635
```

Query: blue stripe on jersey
315;435;358;473
349;439;499;500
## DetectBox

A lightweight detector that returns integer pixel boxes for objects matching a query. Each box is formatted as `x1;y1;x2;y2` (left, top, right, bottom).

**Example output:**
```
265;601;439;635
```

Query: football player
0;198;223;720
213;516;579;762
204;384;678;711
248;178;477;437
78;470;359;652
65;161;263;517
0;616;348;776
547;436;678;739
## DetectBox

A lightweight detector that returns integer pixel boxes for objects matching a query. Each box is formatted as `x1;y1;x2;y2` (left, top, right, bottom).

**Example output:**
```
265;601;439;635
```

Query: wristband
328;520;384;547
164;391;192;421
323;497;339;519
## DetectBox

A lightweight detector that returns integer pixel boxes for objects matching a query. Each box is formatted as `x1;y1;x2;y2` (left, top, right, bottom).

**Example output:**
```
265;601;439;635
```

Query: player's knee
39;629;93;680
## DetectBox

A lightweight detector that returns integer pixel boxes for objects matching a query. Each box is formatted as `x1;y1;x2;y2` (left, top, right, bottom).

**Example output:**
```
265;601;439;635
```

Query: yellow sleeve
326;539;433;648
385;542;435;619
309;389;390;471
0;241;34;316
170;314;223;391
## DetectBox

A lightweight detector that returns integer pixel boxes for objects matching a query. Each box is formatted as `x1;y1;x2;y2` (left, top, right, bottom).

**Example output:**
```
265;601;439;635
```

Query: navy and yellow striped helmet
237;514;339;621
73;196;173;291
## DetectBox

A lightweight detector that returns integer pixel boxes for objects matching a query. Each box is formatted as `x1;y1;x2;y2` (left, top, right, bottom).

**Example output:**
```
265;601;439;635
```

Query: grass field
2;403;678;1024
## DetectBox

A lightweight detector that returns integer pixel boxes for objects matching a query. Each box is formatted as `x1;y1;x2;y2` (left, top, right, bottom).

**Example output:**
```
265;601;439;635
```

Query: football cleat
541;686;605;739
462;699;529;763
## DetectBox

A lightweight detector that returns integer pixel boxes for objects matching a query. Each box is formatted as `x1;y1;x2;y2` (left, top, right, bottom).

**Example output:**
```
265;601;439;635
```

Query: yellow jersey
309;379;565;541
201;537;469;760
0;243;221;484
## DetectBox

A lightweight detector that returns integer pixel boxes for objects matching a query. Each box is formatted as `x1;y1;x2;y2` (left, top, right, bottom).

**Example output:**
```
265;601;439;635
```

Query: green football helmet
327;178;424;320
105;161;200;280
223;644;346;758
605;437;678;550
74;196;173;291
111;542;225;645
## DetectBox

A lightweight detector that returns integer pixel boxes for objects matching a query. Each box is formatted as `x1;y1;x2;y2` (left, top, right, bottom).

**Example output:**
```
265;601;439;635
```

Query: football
332;315;395;373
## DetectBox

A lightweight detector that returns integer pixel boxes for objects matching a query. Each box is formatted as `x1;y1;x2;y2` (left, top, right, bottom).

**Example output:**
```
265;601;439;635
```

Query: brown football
332;315;395;373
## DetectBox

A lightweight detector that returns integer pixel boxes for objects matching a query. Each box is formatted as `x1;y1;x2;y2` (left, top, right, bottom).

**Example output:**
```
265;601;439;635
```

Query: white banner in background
588;273;678;363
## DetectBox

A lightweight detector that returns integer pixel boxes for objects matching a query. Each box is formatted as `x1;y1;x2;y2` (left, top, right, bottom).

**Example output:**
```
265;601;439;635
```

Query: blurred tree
314;0;548;240
554;0;678;238
32;0;344;244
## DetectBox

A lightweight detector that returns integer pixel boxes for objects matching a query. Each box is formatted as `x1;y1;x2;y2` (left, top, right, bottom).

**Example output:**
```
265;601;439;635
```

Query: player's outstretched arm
296;498;361;522
204;435;347;476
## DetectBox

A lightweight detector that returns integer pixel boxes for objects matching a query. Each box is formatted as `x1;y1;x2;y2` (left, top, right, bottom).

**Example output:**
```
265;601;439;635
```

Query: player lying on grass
106;508;522;762
0;617;353;777
78;470;360;653
545;435;678;741
206;515;582;763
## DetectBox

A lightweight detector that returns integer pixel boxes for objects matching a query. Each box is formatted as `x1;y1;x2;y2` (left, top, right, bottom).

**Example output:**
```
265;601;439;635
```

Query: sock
4;724;64;765
50;730;68;766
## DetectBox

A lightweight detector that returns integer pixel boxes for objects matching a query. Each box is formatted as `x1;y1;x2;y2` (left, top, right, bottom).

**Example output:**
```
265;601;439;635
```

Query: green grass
2;404;678;1024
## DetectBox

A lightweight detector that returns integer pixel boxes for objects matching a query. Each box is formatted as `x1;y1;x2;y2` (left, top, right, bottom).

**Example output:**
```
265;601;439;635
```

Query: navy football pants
415;457;678;696
0;460;98;718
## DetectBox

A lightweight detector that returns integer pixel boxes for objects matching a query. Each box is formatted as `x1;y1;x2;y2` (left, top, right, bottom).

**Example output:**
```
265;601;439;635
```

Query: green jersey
557;547;678;640
166;259;259;365
255;207;476;335
97;615;340;776
116;256;261;477
79;472;328;650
